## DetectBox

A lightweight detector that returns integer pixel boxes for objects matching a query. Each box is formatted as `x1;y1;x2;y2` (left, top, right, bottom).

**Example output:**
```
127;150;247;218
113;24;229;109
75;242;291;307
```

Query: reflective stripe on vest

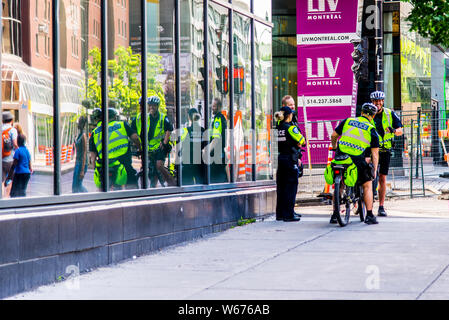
93;121;129;160
338;117;374;156
379;108;394;150
136;112;166;151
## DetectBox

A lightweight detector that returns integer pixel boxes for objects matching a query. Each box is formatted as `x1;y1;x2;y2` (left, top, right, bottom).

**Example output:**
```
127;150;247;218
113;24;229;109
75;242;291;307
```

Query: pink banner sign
297;43;355;97
296;0;361;165
297;0;361;36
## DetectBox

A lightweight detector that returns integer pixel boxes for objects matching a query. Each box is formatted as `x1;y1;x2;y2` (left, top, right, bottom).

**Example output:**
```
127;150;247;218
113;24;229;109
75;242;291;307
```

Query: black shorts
378;150;391;176
350;155;374;185
149;148;168;162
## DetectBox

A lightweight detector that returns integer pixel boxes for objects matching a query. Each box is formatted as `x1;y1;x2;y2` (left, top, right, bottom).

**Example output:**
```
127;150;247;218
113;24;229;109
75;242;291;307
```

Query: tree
81;46;167;119
402;0;449;48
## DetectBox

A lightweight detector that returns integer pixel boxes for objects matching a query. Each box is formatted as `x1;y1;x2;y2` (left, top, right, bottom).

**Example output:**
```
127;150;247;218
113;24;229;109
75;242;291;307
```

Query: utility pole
375;0;384;91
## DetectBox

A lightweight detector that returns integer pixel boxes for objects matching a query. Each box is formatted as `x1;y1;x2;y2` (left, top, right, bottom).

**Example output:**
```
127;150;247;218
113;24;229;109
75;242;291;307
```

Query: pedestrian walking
8;134;32;198
72;116;89;193
274;106;306;222
2;111;18;197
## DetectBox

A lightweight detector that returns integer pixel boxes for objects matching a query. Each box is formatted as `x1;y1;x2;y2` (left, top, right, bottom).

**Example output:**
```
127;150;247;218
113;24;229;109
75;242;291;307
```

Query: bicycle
330;151;366;227
134;150;177;188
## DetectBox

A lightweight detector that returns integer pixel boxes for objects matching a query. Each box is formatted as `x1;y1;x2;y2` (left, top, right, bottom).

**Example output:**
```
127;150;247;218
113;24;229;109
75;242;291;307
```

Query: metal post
375;0;384;91
420;130;425;196
140;0;149;189
416;109;421;178
204;0;210;185
175;0;182;187
250;14;256;181
410;119;414;198
229;8;235;183
53;0;61;195
101;0;109;191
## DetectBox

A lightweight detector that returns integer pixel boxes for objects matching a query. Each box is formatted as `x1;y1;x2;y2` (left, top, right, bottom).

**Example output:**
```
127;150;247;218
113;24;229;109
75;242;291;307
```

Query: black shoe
378;207;387;217
283;216;301;222
294;213;302;218
329;215;338;224
276;216;283;221
365;215;378;225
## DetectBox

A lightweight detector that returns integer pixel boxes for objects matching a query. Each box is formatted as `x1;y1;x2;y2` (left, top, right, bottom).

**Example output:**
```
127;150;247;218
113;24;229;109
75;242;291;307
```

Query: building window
35;33;39;54
2;0;22;56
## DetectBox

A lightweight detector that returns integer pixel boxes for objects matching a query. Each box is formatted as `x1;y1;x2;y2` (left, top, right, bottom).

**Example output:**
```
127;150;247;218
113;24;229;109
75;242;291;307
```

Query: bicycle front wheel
333;175;351;227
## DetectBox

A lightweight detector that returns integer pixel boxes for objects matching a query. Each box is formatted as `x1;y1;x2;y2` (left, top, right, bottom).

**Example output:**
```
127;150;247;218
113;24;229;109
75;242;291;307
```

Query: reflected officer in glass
203;98;228;183
89;108;141;190
274;106;306;222
132;96;175;188
180;108;206;185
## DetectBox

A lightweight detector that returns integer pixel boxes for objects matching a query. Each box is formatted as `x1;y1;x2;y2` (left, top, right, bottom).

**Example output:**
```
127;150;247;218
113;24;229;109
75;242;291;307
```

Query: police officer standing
370;91;403;217
179;108;206;185
203;98;227;183
281;95;301;131
132;96;175;188
274;106;306;222
89;108;141;190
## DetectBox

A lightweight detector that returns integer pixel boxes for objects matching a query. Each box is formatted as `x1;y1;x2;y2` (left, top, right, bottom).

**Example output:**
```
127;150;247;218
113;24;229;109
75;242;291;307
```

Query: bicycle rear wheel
333;175;351;227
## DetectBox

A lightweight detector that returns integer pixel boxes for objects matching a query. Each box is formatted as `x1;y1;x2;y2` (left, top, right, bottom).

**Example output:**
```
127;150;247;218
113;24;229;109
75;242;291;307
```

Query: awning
2;54;84;115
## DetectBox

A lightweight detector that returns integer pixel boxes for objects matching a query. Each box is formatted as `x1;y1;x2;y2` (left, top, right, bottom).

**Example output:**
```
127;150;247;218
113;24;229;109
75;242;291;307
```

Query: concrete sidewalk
7;197;449;300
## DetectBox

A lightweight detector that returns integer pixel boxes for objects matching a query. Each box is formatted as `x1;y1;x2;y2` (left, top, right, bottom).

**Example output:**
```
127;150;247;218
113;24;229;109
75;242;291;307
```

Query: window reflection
180;0;207;185
1;0;54;198
255;22;272;180
134;0;177;189
208;2;230;184
233;13;252;182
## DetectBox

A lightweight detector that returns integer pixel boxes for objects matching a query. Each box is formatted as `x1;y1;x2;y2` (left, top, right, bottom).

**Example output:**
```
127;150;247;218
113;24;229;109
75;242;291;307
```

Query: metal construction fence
289;110;449;200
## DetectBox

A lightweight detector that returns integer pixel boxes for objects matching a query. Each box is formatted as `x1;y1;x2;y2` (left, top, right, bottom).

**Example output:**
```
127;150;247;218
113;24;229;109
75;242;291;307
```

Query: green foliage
237;216;256;226
402;0;449;48
81;46;167;119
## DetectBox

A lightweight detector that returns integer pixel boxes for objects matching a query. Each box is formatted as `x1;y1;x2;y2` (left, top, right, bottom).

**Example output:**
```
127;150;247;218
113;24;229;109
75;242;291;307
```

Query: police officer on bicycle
89;107;141;190
330;103;380;225
370;91;403;217
274;106;306;222
132;96;175;188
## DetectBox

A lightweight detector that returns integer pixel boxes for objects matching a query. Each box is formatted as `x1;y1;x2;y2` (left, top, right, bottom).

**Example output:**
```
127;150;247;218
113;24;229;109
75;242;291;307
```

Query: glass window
255;22;272;180
60;0;100;194
1;0;54;199
208;2;230;184
138;0;177;189
2;0;22;57
233;12;252;182
253;0;271;22
180;0;206;185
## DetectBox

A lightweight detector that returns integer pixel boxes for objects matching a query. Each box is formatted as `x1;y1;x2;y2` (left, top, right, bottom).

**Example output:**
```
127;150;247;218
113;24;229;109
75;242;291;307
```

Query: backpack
324;157;358;187
2;127;13;158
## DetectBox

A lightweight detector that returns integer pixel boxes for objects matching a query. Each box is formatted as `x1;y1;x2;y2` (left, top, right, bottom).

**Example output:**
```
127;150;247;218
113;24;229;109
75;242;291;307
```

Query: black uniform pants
276;155;299;220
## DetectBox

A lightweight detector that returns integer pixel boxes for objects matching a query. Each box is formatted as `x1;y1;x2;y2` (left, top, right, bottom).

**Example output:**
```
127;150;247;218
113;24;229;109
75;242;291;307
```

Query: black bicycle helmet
91;108;102;122
361;102;378;116
108;108;118;120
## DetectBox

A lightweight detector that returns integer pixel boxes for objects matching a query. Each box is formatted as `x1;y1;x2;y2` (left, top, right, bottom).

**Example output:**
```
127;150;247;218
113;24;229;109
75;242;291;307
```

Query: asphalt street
7;197;449;300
